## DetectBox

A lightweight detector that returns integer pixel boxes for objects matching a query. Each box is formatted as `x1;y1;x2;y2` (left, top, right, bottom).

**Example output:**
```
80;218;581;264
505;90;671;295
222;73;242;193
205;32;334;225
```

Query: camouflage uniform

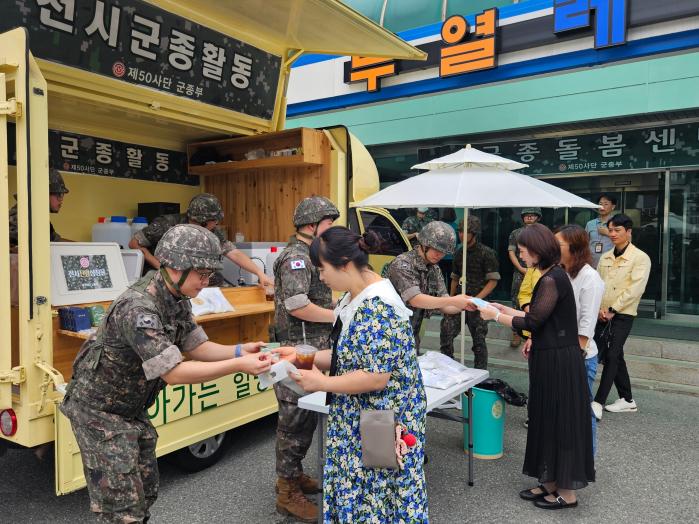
132;194;235;286
402;213;433;247
272;197;336;481
388;221;455;352
9;169;67;247
60;225;221;523
439;218;500;368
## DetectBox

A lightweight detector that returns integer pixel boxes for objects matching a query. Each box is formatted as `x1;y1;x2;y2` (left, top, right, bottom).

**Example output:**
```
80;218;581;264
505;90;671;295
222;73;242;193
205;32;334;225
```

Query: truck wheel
170;432;229;472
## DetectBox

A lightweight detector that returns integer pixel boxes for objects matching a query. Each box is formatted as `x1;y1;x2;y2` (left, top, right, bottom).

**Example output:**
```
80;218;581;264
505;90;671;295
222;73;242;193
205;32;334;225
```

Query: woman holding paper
291;226;428;523
477;224;594;510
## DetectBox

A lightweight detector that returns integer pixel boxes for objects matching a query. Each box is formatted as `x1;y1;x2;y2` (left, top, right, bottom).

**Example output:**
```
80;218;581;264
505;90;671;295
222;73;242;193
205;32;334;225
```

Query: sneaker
604;398;638;413
591;401;603;421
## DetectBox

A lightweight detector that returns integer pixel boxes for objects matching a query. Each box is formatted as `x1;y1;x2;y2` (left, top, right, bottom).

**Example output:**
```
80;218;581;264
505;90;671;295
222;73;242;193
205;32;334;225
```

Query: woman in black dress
478;224;594;510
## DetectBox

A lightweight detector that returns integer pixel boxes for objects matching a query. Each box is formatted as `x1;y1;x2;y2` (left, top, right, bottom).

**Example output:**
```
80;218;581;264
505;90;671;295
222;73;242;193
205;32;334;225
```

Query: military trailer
0;1;422;495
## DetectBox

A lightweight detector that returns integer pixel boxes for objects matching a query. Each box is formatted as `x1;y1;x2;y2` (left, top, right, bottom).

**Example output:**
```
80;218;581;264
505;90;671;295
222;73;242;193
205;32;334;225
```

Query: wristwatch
608;307;618;314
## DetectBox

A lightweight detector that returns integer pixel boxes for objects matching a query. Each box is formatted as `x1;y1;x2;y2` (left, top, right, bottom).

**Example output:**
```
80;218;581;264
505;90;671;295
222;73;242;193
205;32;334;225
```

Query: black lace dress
512;265;595;490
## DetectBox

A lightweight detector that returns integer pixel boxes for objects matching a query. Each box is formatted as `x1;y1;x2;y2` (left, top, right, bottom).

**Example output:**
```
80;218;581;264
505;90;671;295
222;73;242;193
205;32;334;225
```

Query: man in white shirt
585;194;617;268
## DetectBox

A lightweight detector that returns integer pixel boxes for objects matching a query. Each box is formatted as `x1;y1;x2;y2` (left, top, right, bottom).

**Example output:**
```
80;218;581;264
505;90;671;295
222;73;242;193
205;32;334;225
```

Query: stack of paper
418;351;482;390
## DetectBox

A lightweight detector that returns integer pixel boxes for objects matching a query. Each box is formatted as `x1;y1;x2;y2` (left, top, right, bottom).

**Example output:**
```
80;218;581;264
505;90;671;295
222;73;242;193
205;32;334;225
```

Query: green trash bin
462;387;506;459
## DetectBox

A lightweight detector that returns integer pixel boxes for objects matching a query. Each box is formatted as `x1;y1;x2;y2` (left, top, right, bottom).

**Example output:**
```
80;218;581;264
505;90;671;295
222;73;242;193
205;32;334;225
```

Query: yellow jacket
597;243;651;316
517;268;541;338
518;267;542;310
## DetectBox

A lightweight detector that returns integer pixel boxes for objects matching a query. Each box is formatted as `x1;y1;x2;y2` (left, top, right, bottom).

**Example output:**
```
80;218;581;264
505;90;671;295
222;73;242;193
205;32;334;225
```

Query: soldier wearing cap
507;207;542;347
388;221;476;352
9;168;72;249
402;207;433;246
129;193;273;287
271;195;339;522
60;224;291;523
439;216;500;369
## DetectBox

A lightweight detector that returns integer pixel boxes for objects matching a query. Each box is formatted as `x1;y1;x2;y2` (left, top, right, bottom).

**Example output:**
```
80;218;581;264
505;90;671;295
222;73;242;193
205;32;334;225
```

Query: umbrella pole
460;208;468;366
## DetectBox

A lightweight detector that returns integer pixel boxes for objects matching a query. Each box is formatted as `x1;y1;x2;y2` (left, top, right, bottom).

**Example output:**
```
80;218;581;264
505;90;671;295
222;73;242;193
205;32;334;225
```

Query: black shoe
534;494;578;510
519;485;548;501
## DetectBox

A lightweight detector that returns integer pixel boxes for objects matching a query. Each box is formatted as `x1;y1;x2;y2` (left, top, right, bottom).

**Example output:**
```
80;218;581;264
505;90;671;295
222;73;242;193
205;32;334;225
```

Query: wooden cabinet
187;127;325;176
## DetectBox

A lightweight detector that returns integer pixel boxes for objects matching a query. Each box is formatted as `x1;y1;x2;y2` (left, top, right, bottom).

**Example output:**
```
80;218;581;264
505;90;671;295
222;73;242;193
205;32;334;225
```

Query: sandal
534;493;578;510
519;485;549;501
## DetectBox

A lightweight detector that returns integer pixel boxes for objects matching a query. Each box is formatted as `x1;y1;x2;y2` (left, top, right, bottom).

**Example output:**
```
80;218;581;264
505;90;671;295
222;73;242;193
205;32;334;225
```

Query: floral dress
324;296;428;523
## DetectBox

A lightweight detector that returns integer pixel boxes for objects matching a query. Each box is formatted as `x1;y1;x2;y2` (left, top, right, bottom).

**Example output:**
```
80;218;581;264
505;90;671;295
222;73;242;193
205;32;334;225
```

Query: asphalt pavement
1;367;698;523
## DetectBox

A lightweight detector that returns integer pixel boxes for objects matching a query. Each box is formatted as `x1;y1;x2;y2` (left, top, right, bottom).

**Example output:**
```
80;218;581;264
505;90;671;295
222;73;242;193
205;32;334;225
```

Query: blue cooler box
462;387;505;459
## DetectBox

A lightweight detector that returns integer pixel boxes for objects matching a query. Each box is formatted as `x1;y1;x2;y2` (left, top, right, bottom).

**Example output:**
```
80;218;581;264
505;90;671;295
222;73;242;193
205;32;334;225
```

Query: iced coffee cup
295;344;317;370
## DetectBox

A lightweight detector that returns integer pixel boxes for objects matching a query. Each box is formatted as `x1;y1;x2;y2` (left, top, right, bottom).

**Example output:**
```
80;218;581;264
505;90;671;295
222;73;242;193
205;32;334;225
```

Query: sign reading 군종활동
3;0;282;119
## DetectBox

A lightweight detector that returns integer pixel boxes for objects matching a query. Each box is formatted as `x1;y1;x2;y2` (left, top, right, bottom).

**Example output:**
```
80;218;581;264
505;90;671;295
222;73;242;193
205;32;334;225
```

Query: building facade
287;0;699;323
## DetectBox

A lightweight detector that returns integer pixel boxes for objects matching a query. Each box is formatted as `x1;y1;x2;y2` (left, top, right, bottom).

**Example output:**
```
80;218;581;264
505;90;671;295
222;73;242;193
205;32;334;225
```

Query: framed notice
51;243;129;306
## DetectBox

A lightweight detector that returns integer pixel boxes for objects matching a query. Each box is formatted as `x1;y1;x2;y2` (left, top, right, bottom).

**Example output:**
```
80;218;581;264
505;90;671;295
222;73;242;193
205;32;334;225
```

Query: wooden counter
48;286;273;381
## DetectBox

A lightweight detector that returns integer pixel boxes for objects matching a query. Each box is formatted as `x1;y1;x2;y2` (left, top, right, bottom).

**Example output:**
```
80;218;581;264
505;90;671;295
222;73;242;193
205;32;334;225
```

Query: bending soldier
388;221;476;352
61;224;289;523
272;196;339;522
129;193;273;287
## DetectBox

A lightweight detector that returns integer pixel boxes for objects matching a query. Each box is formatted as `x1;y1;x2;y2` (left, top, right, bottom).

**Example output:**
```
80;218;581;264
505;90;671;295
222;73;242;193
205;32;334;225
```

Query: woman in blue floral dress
292;226;428;523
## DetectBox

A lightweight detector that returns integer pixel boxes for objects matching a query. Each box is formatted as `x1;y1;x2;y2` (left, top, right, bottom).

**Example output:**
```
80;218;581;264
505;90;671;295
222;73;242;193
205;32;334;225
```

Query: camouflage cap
154;224;223;271
417;221;456;255
292;196;340;227
49;169;69;194
521;207;542;217
458;215;481;235
187;193;224;224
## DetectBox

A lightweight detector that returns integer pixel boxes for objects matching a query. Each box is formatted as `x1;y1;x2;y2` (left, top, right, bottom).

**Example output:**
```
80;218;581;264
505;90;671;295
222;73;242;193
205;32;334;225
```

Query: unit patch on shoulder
290;259;306;270
136;312;163;330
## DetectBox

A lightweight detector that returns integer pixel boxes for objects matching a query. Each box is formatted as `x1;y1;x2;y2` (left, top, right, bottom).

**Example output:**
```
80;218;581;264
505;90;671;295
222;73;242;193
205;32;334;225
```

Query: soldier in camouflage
60;224;287;523
272;196;339;523
388;221;476;352
507;207;542;347
129;193;273;288
439;216;500;368
402;207;433;247
9;168;71;249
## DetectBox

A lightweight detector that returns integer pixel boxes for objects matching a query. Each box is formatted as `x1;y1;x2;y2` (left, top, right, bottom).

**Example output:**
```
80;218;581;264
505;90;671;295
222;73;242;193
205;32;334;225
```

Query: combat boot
298;473;321;494
276;477;318;523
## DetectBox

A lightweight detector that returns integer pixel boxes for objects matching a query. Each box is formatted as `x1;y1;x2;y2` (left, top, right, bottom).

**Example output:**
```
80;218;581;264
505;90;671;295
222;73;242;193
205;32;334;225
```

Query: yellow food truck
0;0;423;495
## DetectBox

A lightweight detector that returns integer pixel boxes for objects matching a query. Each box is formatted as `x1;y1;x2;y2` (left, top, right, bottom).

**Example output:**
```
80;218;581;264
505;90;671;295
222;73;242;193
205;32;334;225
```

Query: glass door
666;171;699;317
548;172;664;317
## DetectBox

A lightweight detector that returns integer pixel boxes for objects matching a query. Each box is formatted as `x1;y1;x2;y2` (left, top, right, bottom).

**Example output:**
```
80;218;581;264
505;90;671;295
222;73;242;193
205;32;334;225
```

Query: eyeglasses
194;269;215;281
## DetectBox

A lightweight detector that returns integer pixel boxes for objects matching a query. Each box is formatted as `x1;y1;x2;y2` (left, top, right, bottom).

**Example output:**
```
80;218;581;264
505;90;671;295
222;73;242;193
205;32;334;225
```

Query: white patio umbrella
354;145;599;365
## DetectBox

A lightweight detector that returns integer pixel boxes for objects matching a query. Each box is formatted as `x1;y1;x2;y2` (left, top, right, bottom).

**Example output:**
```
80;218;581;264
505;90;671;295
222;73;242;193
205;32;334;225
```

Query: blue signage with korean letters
554;0;628;49
3;0;282;119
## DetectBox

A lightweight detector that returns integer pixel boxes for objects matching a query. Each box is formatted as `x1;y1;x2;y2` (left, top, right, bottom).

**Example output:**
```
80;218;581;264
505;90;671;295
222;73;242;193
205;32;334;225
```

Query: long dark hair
517;223;560;269
310;226;380;269
556;224;592;278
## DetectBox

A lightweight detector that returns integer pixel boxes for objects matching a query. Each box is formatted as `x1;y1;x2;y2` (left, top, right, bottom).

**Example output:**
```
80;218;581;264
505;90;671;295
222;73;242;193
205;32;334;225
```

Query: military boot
276;477;318;523
298;473;321;494
274;473;321;495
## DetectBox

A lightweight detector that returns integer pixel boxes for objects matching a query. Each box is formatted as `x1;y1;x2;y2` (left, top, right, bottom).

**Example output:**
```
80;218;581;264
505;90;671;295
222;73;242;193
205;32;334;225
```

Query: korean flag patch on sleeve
290;259;306;270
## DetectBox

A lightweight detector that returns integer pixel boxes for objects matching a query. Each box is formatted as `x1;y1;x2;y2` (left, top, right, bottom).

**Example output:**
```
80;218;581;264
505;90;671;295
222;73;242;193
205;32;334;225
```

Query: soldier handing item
388;221;477;353
272;196;339;522
61;224;290;523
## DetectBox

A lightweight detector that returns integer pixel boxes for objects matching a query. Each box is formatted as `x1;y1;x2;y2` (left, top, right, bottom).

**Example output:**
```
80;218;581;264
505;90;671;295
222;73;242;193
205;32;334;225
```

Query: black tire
169;431;229;473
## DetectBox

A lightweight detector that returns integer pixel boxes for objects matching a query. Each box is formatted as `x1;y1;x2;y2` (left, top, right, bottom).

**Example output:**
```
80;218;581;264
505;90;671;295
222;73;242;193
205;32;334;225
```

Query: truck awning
171;0;426;60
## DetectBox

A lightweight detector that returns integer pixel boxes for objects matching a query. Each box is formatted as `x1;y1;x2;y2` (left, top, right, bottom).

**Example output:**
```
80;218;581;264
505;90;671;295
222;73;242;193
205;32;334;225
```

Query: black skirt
523;344;595;490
